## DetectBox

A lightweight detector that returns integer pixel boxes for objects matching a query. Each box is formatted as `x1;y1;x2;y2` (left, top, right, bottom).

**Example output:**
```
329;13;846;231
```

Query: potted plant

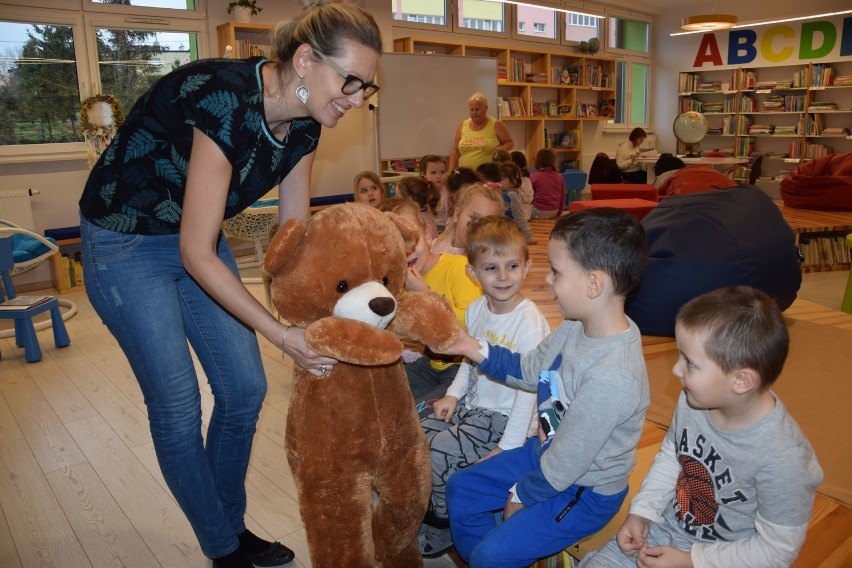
228;0;262;22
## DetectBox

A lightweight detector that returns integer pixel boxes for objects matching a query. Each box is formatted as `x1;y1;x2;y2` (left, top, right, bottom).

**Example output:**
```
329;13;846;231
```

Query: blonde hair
353;170;385;198
467;215;528;264
273;1;382;63
377;197;424;228
454;182;503;219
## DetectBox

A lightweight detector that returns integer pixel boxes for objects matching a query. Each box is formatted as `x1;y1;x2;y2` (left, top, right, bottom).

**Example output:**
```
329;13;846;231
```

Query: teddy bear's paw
306;317;404;366
388;292;462;352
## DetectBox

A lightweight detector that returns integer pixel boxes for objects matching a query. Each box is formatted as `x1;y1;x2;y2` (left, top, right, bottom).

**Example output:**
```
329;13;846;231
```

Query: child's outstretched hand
636;545;692;568
433;330;485;364
616;514;650;557
432;395;458;423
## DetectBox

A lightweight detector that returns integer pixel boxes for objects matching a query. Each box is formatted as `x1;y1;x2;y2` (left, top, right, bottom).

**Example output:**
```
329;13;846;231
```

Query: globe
673;111;708;156
588;37;600;54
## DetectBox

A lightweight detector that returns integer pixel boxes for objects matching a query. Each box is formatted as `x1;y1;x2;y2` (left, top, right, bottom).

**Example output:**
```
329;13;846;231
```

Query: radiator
0;189;37;230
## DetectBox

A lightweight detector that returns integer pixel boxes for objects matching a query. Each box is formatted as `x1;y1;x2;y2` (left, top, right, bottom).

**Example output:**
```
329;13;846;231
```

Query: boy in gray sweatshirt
581;286;822;568
438;208;650;567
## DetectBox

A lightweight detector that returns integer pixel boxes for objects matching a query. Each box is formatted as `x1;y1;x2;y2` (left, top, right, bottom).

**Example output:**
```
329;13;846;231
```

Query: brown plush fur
264;203;462;567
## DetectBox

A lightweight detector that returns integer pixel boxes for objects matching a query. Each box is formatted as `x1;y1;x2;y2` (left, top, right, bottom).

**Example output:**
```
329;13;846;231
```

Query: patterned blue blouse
79;57;321;235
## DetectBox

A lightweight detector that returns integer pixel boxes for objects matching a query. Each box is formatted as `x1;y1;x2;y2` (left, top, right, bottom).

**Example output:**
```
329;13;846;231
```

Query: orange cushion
569;198;659;221
591;184;658;201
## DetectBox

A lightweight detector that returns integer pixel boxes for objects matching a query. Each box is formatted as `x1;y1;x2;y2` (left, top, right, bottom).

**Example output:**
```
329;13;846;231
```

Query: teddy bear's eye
382;276;389;286
336;280;348;293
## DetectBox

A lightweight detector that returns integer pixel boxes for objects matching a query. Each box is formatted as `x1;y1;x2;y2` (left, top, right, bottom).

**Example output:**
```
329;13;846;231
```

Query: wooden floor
1;218;851;567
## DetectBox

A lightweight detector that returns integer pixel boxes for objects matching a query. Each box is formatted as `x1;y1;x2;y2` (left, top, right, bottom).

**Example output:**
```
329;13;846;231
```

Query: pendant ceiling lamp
681;2;737;31
681;13;738;31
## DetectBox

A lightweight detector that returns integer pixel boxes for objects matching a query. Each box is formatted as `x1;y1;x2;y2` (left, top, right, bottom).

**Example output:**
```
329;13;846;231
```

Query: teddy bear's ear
384;212;419;254
264;218;306;276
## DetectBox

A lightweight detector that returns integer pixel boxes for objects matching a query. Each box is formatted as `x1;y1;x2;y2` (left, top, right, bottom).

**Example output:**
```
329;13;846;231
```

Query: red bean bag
780;153;852;211
656;164;738;197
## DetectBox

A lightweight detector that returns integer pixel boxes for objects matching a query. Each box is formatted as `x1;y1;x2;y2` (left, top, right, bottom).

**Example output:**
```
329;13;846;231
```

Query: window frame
509;3;560;46
455;0;509;40
605;56;651;132
604;11;651;57
0;1;208;162
390;0;450;33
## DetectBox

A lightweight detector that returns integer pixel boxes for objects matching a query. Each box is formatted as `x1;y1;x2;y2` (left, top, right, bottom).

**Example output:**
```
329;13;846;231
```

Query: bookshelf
48;236;83;293
677;61;852;185
394;37;617;170
216;22;274;59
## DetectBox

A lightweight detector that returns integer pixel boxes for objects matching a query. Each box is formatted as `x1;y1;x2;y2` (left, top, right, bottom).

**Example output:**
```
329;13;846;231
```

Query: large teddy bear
263;203;462;568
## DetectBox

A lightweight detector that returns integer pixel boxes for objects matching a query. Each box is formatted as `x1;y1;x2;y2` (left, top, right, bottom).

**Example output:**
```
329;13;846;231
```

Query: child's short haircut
377;196;424;229
420;154;447;172
551;208;647;297
498;162;522;189
475;162;501;184
466;215;528;264
396;176;440;215
454;183;504;221
676;286;789;388
534;148;557;170
491;149;512;163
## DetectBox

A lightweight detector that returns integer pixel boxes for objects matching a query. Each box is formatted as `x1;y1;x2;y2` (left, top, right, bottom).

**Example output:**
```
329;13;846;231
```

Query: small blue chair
0;237;70;362
562;170;588;207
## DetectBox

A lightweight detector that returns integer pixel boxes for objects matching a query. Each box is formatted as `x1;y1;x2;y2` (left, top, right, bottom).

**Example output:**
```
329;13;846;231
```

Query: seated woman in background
616;127;649;184
353;170;385;208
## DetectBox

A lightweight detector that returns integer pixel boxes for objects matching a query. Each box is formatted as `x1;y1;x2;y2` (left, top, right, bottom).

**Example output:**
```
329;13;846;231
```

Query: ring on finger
319;364;328;374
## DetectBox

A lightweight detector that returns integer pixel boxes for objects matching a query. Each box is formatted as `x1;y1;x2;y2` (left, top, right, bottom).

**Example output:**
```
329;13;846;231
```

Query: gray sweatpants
421;405;508;518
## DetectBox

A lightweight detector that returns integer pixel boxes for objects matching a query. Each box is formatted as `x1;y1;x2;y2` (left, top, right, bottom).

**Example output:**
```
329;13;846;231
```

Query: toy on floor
263;203;462;568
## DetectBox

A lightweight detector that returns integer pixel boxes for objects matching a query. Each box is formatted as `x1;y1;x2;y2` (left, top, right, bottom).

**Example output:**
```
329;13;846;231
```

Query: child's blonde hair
453;182;504;220
466;215;529;264
353;170;385;198
377;197;425;228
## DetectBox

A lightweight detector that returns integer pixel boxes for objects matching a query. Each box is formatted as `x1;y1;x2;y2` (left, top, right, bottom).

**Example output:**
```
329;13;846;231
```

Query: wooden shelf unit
48;237;83;293
216;21;274;59
677;61;852;185
394;36;617;170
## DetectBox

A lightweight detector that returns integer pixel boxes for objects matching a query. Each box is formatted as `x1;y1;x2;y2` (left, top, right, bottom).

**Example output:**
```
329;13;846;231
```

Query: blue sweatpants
447;437;628;568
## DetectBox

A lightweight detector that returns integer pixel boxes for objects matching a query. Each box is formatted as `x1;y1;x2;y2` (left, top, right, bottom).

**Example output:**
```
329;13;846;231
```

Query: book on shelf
0;295;53;310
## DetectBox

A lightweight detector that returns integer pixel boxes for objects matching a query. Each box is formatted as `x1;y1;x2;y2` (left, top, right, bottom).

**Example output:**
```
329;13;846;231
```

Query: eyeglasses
314;50;380;99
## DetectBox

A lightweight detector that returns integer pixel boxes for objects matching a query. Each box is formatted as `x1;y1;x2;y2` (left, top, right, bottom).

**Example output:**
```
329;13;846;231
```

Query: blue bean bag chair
626;186;801;337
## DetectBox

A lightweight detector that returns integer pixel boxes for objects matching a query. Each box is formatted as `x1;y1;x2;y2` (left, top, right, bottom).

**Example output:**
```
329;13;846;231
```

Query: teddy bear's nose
369;297;396;317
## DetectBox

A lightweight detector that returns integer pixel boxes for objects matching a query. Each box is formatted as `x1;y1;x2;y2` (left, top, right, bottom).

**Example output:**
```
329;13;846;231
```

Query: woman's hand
281;325;338;377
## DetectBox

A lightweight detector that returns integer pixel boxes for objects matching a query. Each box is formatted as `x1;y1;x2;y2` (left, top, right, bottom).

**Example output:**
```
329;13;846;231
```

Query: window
515;5;556;41
0;2;205;158
458;0;505;35
391;0;448;28
518;21;526;32
607;15;650;53
565;12;602;43
606;14;650;129
612;59;649;128
90;0;196;8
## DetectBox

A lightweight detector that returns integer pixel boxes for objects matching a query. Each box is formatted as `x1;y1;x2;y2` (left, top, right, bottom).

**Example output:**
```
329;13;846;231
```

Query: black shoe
243;542;295;567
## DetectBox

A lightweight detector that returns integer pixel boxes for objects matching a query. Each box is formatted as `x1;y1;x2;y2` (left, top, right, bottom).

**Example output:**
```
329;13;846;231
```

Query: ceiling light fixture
671;8;852;36
681;14;738;32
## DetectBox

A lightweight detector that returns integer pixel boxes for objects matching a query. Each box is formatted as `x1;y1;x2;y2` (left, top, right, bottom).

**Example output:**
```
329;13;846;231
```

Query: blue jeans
80;216;267;558
447;437;627;568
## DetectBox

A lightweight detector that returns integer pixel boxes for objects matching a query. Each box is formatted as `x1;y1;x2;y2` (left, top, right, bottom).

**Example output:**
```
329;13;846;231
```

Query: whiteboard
376;53;497;161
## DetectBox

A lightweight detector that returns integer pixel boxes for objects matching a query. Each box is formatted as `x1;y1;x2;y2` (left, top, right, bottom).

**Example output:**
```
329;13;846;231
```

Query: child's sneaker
418;523;453;558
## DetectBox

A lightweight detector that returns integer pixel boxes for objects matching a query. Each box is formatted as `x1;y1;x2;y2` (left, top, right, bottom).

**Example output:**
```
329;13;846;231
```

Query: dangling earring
296;74;310;104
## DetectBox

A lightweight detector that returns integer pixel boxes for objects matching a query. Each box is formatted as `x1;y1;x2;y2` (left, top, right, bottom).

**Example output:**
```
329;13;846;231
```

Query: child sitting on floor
431;182;504;256
418;215;550;558
580;286;823;568
396;176;441;240
421;154;450;232
436;207;650;567
498;161;536;245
